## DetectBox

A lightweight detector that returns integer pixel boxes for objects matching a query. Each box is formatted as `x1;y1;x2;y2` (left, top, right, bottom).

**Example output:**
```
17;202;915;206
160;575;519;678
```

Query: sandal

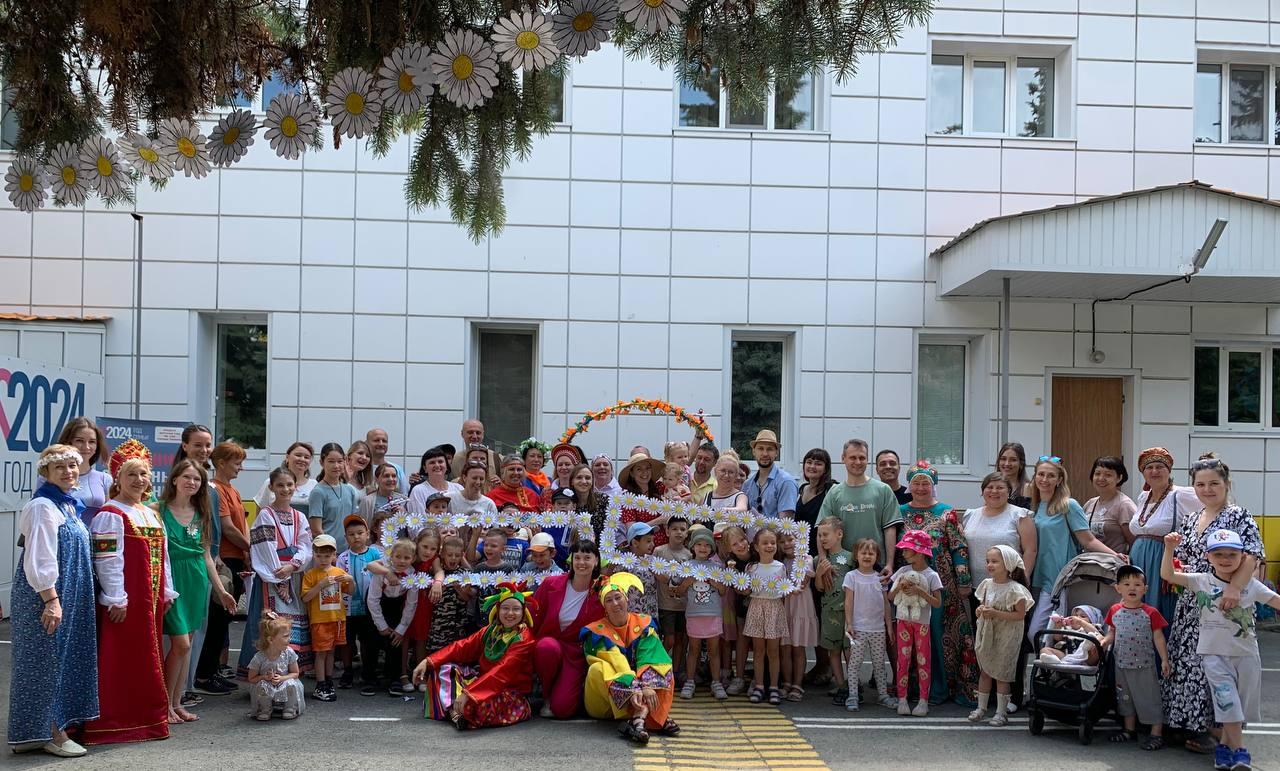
657;719;680;736
1109;730;1137;743
1184;733;1215;754
768;688;783;705
786;685;804;702
748;685;764;703
448;707;468;731
620;717;649;745
987;713;1008;727
1141;735;1165;751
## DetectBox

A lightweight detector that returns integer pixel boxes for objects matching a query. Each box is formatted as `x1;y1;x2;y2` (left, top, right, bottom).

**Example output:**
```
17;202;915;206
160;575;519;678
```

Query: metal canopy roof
930;181;1280;302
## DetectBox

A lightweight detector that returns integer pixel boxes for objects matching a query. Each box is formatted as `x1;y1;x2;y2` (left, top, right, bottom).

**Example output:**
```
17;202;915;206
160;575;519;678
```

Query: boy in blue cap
625;521;659;622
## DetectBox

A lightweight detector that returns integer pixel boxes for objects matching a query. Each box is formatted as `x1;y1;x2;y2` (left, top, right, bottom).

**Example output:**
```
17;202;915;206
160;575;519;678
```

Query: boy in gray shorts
1101;565;1169;750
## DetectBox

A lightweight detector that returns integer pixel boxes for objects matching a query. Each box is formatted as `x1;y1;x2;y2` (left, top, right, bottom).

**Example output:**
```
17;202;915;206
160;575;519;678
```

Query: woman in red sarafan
413;582;538;729
81;440;175;745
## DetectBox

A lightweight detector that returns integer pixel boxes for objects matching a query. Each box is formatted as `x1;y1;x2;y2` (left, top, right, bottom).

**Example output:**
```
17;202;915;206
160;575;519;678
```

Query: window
1195;62;1280;145
679;68;823;131
215;70;300;113
916;343;966;465
929;53;1058;137
522;66;568;124
730;336;786;460
1194;344;1279;429
475;328;536;455
215;323;268;449
1;86;19;151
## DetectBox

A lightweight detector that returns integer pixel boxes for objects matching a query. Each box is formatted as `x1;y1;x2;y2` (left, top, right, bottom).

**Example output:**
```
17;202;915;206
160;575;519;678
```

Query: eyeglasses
1038;455;1062;464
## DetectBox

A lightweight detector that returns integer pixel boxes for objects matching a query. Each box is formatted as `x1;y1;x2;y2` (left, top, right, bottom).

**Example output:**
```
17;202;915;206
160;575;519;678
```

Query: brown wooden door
1051;376;1124;501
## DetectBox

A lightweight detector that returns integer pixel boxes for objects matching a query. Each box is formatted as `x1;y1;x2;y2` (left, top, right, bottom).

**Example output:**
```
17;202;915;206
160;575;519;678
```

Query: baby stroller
1026;552;1125;745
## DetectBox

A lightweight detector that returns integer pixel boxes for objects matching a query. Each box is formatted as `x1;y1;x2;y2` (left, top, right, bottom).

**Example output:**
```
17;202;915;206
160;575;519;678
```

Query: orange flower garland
560;398;714;443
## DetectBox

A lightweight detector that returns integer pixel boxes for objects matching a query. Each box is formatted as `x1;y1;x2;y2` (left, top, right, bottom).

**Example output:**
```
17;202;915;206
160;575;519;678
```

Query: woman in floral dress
1162;455;1264;754
898;462;977;706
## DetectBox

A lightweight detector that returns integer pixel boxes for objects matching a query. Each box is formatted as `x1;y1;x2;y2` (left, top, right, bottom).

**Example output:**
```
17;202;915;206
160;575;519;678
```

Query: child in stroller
1039;606;1104;668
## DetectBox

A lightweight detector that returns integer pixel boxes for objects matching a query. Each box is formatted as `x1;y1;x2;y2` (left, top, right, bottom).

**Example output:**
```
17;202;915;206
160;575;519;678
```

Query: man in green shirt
818;439;902;577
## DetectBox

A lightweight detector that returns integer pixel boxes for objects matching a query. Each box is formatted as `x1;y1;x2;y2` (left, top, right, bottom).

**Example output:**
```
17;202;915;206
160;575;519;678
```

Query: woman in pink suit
530;539;604;718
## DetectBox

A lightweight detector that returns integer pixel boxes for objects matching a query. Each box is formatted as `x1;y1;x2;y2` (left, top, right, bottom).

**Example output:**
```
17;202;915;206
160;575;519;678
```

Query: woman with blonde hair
1024;456;1124;644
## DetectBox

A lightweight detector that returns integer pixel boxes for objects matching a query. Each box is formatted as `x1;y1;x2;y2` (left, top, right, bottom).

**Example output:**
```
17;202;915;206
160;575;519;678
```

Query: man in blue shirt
743;429;798;519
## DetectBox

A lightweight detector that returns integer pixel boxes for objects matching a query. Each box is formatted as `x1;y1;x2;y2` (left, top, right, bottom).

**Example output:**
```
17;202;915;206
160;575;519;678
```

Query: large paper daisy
552;0;617;57
264;92;319;160
429;29;501;108
377;44;434;115
157;118;211;179
208;108;256;167
4;155;45;212
45;142;88;206
79;136;130;200
118;132;174;180
325;67;382;138
492;11;560;71
619;0;686;34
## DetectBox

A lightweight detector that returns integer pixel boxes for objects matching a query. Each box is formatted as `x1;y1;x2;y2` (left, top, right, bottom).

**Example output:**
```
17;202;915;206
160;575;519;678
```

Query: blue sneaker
1213;744;1233;770
1230;747;1252;771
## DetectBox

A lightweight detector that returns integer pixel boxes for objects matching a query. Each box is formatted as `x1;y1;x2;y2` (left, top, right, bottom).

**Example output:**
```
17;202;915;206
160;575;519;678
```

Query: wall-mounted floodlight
1185;218;1227;276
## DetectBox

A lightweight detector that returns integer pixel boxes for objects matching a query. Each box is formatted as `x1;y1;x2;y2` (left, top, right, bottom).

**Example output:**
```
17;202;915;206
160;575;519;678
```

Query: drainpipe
130;213;143;420
1000;276;1010;446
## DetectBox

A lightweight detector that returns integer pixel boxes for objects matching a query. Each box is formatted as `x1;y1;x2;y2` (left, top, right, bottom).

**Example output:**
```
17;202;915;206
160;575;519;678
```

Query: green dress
161;503;210;636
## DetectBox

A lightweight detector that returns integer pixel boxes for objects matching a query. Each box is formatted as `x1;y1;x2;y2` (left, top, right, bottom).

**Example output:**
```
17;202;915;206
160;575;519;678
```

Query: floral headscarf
906;460;938;485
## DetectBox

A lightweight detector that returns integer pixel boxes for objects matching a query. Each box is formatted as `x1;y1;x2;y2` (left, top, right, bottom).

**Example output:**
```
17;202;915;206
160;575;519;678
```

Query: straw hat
749;429;780;449
617;452;665;489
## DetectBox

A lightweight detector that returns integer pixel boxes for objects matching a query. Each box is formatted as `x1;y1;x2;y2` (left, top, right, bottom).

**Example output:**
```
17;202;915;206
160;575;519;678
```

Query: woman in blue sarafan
8;444;100;758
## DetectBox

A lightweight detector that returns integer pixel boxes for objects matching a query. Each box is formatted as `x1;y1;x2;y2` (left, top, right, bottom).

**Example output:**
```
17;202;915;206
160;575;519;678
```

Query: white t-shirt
841;569;888;632
407;480;463;514
1187;572;1278;658
748;560;788;600
1129;486;1200;537
448;490;498;519
962;505;1028;585
559;585;588;631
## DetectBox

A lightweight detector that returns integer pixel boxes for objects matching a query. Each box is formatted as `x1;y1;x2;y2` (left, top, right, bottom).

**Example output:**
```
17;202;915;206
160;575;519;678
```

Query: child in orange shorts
301;534;354;702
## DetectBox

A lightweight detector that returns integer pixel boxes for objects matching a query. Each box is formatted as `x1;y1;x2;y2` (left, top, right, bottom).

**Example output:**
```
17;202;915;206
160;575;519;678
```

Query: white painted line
349;717;400;722
798;723;1280;734
795;717;1027;724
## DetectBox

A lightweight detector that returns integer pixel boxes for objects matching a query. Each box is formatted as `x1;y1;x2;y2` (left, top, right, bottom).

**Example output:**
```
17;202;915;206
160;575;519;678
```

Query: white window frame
1193;342;1276;431
468;322;540;455
1194;61;1277;146
912;331;992;479
930;53;1058;138
189;312;270;459
675;71;828;133
521;65;572;127
0;81;18;157
722;328;798;468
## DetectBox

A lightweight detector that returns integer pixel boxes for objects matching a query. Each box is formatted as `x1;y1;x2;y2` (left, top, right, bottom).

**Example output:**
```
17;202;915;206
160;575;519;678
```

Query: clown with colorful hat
414;581;538;730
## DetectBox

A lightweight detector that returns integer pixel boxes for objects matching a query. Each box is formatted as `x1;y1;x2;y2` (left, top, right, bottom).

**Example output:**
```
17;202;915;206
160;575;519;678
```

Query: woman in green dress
154;460;236;724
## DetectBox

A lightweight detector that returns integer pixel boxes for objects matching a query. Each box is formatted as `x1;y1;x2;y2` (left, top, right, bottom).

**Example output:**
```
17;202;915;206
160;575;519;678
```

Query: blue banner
96;417;189;491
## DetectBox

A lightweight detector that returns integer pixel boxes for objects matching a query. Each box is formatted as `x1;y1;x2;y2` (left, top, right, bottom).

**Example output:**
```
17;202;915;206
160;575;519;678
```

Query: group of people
7;416;1275;771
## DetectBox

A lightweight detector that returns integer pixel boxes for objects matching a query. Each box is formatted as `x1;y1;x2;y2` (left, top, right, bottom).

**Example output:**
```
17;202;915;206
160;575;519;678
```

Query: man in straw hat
742;430;798;520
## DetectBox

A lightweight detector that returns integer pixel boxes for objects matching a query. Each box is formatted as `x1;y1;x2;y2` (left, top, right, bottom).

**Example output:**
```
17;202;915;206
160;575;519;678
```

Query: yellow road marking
632;697;829;771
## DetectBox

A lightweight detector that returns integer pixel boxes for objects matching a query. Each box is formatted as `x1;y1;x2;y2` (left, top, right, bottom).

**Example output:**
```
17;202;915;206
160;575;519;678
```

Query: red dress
81;508;169;745
486;484;542;512
409;557;437;641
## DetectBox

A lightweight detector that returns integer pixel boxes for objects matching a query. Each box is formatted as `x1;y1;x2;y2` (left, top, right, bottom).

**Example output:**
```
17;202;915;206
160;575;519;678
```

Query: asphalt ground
2;619;1278;770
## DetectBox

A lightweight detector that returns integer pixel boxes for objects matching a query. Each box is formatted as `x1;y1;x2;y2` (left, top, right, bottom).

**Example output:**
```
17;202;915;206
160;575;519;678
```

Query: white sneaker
897;700;911;716
539;704;554;719
912;701;928;717
680;681;696;700
726;677;745;696
1005;701;1018;714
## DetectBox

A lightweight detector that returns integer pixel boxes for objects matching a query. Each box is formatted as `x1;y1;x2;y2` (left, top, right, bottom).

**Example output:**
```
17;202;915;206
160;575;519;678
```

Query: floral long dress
900;502;978;705
1161;504;1264;733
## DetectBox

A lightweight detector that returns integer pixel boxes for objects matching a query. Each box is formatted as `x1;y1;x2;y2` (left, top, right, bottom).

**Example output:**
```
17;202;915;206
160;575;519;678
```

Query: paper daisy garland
430;29;500;109
78;136;130;201
552;0;618;58
599;493;812;594
377;44;434;115
264;93;319;160
157;118;211;179
4;155;45;212
379;510;430;550
619;0;687;34
208;109;256;167
325;67;382;139
118;132;173;180
492;11;560;72
45;142;88;206
402;569;558;590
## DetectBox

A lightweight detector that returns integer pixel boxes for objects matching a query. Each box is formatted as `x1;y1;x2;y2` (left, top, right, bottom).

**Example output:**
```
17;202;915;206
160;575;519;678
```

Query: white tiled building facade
2;1;1280;527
